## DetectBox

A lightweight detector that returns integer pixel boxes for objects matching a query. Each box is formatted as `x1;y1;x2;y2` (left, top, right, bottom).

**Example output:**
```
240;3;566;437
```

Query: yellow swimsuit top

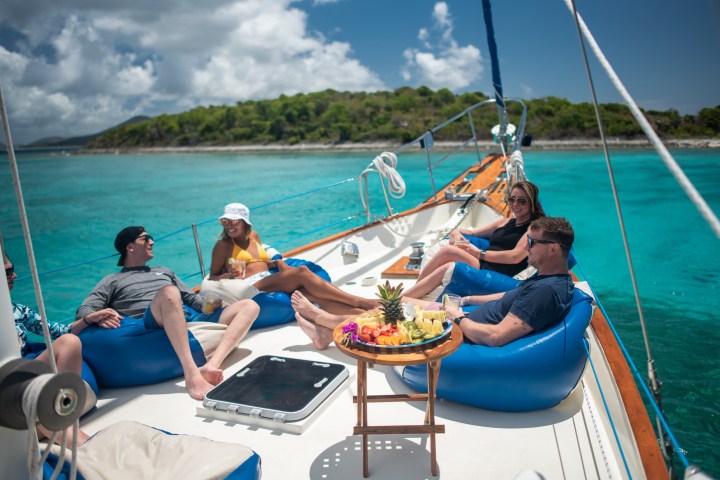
231;239;270;265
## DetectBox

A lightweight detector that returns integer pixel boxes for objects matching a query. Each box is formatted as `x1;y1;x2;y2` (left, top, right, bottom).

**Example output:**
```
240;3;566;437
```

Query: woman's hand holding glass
448;229;465;245
227;258;246;279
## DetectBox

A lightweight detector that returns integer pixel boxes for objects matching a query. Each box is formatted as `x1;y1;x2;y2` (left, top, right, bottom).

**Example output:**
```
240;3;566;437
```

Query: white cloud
0;0;385;144
520;84;534;98
402;1;483;91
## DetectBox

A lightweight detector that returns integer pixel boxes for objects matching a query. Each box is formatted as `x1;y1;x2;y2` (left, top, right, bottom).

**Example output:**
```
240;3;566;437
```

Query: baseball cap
114;226;145;266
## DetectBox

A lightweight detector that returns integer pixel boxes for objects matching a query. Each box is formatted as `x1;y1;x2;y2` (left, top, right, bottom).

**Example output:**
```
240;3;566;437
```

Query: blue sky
0;0;718;144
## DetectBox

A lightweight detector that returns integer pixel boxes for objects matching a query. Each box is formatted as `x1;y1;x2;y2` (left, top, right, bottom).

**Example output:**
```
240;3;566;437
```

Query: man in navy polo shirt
445;217;575;346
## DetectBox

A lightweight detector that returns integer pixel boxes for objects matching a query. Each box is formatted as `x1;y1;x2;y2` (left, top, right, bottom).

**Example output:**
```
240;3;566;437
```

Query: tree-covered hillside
87;87;720;148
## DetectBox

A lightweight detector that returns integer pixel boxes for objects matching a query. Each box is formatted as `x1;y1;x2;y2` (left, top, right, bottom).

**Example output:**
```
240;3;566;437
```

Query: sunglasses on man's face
508;196;528;205
220;218;243;226
527;236;557;249
136;234;154;243
5;265;14;278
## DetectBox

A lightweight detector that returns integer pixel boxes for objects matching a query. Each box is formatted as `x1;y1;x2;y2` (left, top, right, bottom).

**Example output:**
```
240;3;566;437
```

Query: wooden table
333;322;463;477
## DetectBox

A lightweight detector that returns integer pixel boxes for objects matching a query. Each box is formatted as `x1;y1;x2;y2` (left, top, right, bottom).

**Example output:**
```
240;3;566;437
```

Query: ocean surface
1;148;719;476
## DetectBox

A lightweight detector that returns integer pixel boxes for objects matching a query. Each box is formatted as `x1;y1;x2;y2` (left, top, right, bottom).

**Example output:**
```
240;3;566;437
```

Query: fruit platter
337;281;454;354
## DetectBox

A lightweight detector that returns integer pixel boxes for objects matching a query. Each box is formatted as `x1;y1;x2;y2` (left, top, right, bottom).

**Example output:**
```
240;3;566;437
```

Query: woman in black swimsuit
403;181;545;299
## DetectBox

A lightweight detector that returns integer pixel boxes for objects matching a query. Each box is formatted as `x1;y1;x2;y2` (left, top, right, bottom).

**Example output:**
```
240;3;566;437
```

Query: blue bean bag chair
398;288;593;412
79;316;208;389
440;262;522;298
80;258;331;388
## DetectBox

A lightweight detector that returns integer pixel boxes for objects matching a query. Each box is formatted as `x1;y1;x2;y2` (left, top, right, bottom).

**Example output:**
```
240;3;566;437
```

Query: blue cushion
79;317;206;389
462;234;490;250
440;262;522;299
399;288;593;412
250;258;331;329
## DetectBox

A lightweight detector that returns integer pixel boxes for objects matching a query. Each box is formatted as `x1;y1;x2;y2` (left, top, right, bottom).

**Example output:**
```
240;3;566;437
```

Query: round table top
333;320;463;366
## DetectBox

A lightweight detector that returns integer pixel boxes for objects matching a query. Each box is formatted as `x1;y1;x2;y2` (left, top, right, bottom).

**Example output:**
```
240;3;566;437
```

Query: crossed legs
291;291;357;350
255;265;377;313
416;245;479;281
402;263;453;299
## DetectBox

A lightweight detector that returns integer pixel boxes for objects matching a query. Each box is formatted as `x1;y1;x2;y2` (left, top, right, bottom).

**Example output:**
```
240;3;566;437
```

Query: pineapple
376;281;404;325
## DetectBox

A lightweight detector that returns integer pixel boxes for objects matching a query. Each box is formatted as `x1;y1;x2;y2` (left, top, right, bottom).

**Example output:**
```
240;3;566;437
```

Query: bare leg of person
300;289;366;316
150;286;216;400
34;334;90;446
34;334;83;374
204;299;259;372
295;313;335;350
255;266;378;310
403;263;453;299
290;291;355;330
417;245;479;281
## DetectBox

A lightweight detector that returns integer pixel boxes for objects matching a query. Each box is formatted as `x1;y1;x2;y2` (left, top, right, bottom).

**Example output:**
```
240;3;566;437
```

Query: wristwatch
453;316;466;326
479;250;487;260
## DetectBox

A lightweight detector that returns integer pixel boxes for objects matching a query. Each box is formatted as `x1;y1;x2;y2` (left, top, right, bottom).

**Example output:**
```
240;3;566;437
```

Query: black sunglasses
508;196;528;205
527;236;557;248
5;265;14;278
136;234;154;243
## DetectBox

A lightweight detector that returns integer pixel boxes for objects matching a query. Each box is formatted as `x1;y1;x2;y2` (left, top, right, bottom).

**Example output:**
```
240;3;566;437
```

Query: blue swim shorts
142;304;224;329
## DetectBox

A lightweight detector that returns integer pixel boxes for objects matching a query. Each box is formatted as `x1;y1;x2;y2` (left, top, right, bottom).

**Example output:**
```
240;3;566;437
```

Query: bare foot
199;364;224;385
359;298;379;310
296;313;333;350
291;291;322;320
185;371;216;400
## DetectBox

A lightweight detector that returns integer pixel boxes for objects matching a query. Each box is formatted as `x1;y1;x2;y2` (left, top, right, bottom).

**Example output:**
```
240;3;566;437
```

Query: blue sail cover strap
481;0;507;125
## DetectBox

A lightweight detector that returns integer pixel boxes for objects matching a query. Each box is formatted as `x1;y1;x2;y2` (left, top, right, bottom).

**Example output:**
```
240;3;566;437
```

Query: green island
88;87;719;149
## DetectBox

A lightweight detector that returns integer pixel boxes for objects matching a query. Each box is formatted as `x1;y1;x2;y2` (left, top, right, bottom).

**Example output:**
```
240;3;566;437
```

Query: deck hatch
203;355;348;422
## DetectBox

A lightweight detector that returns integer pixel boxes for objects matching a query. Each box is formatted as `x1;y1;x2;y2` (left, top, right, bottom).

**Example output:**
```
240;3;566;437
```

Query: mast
481;0;509;151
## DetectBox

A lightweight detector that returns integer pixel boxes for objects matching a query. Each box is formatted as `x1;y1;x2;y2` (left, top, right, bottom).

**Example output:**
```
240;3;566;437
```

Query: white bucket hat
219;203;252;226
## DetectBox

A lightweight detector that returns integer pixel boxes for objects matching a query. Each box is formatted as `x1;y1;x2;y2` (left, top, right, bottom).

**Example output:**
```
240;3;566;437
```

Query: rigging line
0;80;57;373
582;340;634;480
562;0;720;239
574;260;690;469
566;0;660;401
15;178;360;282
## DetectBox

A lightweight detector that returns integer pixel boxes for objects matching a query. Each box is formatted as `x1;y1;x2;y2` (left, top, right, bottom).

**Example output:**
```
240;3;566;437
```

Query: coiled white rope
359;152;406;217
22;375;78;480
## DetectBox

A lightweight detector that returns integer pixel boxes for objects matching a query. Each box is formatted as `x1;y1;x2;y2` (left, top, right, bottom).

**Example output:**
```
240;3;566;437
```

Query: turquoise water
1;148;719;475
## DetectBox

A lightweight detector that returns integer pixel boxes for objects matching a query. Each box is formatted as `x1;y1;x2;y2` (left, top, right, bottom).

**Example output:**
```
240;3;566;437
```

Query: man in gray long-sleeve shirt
77;225;259;400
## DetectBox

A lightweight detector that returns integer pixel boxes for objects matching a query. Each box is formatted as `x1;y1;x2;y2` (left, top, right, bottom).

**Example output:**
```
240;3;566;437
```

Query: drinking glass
202;293;221;313
445;294;461;309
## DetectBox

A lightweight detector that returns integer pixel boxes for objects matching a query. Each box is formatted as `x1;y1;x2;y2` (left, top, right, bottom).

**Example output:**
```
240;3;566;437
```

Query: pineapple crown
376;280;404;300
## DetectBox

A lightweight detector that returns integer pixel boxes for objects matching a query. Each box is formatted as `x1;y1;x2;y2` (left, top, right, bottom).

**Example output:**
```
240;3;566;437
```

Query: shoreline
76;138;720;155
